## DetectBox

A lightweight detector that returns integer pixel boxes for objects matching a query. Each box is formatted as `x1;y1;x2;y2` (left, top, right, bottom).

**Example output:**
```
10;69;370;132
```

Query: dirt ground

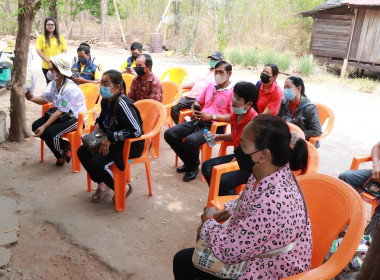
0;41;379;280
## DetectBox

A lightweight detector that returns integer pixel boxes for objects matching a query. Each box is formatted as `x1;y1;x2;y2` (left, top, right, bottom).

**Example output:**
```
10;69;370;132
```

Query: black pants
42;68;50;84
173;248;225;280
171;96;196;124
202;154;252;196
164;120;224;171
77;141;144;190
32;115;77;159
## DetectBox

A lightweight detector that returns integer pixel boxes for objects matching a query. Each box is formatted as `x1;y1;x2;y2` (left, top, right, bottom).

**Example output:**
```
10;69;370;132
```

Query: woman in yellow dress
36;17;67;84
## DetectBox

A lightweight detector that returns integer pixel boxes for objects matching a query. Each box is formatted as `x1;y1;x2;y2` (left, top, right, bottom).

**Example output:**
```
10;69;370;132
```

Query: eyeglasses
46;24;55;26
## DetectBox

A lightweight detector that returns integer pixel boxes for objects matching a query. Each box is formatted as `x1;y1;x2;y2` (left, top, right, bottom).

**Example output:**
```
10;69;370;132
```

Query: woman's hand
93;123;100;131
201;207;218;221
100;137;111;156
213;209;231;223
33;125;46;137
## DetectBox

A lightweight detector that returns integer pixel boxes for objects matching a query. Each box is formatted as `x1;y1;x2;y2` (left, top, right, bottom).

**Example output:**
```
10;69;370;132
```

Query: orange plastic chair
122;73;135;94
174;108;229;181
207;140;319;209
283;174;365;279
86;99;166;212
151;81;182;159
160;67;189;84
309;103;335;146
40;83;100;172
350;154;378;217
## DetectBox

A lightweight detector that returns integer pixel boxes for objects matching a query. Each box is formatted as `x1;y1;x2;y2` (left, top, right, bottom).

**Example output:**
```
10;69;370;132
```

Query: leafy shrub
260;49;277;65
229;49;243;65
352;78;378;93
277;53;293;72
298;56;315;76
242;50;260;67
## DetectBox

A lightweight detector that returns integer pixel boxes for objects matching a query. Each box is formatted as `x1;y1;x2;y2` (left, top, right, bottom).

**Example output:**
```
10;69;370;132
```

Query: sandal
112;184;133;203
56;157;65;166
91;187;110;203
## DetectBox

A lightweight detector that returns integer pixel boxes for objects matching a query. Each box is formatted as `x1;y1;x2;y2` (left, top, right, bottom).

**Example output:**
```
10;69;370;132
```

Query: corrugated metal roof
299;0;380;16
342;0;380;5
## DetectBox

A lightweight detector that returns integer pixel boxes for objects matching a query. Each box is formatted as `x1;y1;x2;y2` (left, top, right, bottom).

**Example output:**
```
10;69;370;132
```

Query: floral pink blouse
200;164;312;279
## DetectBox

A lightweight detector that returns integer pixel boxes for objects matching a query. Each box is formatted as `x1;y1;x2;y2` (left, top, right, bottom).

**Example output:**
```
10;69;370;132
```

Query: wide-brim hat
208;51;224;60
50;53;72;77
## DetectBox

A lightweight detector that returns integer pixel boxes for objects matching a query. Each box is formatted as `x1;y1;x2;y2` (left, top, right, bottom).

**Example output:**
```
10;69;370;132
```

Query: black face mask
234;145;257;173
132;54;138;60
134;66;146;76
260;72;271;84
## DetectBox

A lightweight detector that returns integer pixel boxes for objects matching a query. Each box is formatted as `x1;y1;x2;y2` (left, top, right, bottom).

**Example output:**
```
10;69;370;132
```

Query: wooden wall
349;9;380;64
310;7;354;59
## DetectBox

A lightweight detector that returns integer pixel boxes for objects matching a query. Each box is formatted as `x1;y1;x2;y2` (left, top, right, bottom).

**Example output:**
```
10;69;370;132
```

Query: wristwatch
212;114;216;120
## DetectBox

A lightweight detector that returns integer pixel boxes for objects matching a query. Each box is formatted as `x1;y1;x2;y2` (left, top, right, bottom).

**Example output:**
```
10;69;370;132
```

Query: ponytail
289;138;308;174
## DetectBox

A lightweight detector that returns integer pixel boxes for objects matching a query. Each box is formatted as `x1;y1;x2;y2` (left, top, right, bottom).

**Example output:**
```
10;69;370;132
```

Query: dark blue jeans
202;154;251;196
339;169;380;213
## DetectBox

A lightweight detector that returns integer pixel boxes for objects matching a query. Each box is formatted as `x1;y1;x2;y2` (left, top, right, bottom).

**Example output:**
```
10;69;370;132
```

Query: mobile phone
192;104;201;111
125;67;131;71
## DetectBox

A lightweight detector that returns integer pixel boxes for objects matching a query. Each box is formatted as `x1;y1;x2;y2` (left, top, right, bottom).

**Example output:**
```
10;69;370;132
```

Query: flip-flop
112;184;133;203
91;187;110;203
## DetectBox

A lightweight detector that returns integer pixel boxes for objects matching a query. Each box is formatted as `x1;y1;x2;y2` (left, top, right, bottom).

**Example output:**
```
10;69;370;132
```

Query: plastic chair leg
125;163;131;183
111;164;126;212
175;154;178;167
151;134;160;159
70;141;81;173
145;156;153;196
87;173;91;192
40;139;44;162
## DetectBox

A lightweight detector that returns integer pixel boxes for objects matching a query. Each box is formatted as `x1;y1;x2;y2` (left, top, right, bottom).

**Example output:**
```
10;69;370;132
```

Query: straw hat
49;53;72;77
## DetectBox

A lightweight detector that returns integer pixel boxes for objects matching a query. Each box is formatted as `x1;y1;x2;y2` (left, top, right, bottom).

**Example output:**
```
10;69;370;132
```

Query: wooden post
357;223;380;279
341;8;358;79
112;0;126;49
340;59;348;79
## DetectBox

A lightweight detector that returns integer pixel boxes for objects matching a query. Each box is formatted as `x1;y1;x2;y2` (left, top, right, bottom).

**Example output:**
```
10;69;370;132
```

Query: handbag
192;174;309;279
81;94;125;155
44;80;75;122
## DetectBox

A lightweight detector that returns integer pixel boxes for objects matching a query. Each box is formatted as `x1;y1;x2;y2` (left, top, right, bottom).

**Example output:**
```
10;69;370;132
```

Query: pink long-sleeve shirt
200;164;312;280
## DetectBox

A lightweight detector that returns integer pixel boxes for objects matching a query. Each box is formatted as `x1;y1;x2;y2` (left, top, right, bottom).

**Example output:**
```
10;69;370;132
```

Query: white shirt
41;79;87;119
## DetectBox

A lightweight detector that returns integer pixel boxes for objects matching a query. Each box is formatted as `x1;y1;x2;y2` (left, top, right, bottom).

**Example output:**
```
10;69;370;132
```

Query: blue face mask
100;86;114;99
232;106;247;114
284;88;296;101
78;57;87;65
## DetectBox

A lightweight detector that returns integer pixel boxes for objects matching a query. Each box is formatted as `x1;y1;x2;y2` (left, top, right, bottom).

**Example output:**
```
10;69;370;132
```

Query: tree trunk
67;0;78;39
112;0;126;48
9;0;41;142
357;222;380;279
48;0;59;32
173;0;180;36
100;0;108;41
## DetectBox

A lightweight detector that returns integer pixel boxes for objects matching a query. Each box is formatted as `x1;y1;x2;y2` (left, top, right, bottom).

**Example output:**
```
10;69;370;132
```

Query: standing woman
77;70;145;203
36;17;67;84
256;63;283;115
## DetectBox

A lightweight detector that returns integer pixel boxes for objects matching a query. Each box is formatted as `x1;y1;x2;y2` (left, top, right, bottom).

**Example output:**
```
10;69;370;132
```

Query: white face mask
46;70;58;81
215;74;227;85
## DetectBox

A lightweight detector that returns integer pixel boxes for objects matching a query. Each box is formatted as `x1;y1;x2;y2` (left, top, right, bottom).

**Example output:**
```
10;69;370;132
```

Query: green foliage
229;49;243;65
351;78;378;93
277;53;293;72
79;0;116;20
298;56;315;76
242;49;260;67
216;8;227;53
260;49;277;65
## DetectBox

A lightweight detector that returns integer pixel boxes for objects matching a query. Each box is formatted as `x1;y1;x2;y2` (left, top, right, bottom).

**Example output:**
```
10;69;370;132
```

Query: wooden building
300;0;380;76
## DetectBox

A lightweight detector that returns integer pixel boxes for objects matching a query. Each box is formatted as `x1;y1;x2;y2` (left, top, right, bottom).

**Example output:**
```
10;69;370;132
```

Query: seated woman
173;115;312;280
77;70;144;202
277;76;322;145
201;81;259;196
256;63;283;115
25;53;86;166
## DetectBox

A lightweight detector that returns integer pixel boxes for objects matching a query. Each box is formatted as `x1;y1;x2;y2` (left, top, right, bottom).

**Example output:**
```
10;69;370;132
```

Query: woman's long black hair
44;17;61;47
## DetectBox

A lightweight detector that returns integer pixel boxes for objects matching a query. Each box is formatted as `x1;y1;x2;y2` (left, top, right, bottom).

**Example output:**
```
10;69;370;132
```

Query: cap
208;51;224;60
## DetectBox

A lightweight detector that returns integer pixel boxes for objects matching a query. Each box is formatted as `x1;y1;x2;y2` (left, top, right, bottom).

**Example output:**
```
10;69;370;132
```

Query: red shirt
128;73;163;103
257;82;283;115
289;98;301;115
230;108;258;148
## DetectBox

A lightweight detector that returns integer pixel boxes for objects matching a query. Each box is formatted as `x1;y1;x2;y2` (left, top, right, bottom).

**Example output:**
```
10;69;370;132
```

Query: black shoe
176;165;187;173
183;169;199;182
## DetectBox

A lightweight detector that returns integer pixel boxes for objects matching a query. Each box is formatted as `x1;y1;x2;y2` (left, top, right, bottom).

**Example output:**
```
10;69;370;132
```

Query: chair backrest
78;83;100;128
122;73;135;93
287;122;305;140
296;174;365;272
160;67;188;84
314;102;334;128
161;81;182;106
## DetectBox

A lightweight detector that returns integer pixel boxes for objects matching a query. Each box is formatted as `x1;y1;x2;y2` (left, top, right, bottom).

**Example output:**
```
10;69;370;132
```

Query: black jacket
96;94;144;170
277;95;322;141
